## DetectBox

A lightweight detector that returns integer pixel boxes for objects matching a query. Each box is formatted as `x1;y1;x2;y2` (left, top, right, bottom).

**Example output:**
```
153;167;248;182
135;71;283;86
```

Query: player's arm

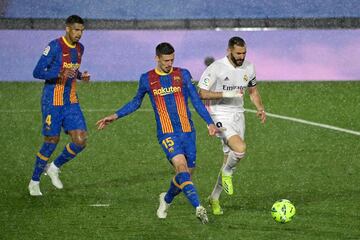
183;70;219;136
76;45;90;82
33;42;61;80
198;65;241;100
248;85;266;124
247;65;266;124
96;75;147;130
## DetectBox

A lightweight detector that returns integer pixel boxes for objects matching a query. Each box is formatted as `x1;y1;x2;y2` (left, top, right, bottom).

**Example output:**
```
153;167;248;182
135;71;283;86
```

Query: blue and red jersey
33;36;84;106
116;67;214;138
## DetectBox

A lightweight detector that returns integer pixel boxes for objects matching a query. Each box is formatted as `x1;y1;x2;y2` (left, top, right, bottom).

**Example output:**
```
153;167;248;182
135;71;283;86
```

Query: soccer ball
271;199;296;223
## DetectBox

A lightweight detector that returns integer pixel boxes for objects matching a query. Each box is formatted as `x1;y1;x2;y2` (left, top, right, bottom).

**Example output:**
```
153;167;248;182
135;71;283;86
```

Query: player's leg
52;130;87;168
207;116;232;212
221;135;246;195
218;112;246;195
157;133;208;223
208;153;227;215
47;130;87;189
28;105;61;196
157;135;182;219
47;104;87;189
29;136;59;196
171;155;208;224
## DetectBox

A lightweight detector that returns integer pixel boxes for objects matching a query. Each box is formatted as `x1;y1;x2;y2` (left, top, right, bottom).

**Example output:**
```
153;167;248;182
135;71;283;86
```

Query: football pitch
0;81;359;239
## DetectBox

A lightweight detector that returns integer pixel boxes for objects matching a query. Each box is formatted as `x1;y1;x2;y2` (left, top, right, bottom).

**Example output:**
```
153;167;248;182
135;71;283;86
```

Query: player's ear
227;47;231;55
155;55;160;62
65;25;70;34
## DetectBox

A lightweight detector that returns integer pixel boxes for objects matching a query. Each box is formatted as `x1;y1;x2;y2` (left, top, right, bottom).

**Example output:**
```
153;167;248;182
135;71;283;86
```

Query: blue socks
53;143;84;168
164;178;182;203
165;172;200;208
31;142;57;181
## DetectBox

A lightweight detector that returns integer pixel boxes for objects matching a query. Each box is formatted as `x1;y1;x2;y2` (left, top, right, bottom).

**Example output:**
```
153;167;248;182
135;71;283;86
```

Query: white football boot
157;192;170;219
196;206;209;224
28;180;42;196
46;162;63;189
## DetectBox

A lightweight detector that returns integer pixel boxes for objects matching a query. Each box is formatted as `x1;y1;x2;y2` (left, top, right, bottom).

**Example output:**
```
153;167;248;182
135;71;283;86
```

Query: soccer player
96;42;218;224
198;36;266;215
28;15;90;196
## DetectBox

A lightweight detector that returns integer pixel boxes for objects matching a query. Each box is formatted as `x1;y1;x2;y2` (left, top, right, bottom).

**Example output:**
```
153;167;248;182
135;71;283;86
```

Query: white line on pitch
1;108;359;136
245;109;360;136
89;204;110;207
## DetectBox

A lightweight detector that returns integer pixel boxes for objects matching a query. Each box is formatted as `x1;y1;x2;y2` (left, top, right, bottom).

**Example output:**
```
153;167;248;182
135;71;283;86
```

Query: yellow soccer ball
271;199;296;223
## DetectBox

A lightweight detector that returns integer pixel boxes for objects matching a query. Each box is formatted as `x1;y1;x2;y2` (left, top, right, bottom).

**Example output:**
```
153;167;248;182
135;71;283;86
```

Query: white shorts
212;112;245;153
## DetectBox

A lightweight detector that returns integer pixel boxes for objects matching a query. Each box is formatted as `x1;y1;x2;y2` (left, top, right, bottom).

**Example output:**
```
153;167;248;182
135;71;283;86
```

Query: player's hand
81;71;90;82
257;109;266;124
96;114;118;130
207;124;225;136
59;68;76;79
222;90;243;98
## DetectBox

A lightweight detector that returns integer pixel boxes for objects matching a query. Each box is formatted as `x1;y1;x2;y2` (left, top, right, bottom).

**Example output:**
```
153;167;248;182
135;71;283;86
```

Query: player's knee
74;138;87;148
233;141;246;154
72;133;87;148
44;136;60;144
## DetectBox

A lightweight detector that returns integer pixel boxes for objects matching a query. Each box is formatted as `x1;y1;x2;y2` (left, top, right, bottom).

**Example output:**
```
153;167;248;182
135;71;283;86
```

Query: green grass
0;81;359;240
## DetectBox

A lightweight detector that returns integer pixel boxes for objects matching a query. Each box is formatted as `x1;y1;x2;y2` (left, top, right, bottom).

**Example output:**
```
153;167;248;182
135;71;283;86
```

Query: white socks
210;151;245;200
222;151;245;176
210;164;225;200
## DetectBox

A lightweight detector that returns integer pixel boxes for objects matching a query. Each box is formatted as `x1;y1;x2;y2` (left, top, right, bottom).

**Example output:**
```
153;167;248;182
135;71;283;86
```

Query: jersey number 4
45;115;52;126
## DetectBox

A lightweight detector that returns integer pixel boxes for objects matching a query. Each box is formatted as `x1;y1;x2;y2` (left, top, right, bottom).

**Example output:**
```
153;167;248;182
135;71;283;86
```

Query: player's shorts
212;112;245;153
158;131;197;168
41;103;87;136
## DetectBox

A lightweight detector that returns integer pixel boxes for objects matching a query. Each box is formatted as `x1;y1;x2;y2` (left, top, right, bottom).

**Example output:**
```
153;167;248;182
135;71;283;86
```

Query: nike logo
63;54;69;57
150;81;157;85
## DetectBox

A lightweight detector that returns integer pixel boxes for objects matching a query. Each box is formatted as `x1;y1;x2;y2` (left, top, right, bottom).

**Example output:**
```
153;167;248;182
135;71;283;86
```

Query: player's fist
207;123;223;136
81;71;90;82
256;109;266;124
59;68;76;79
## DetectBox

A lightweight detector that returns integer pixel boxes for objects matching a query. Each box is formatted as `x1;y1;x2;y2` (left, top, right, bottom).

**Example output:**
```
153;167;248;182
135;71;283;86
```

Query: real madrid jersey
198;57;256;114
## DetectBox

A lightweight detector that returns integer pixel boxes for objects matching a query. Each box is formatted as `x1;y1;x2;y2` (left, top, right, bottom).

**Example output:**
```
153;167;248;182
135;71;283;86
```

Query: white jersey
198;57;256;114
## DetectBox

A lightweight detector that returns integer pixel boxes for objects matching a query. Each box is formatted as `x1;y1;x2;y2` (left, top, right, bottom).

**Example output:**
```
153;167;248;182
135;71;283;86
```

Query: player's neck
155;67;173;75
63;35;76;47
226;55;237;68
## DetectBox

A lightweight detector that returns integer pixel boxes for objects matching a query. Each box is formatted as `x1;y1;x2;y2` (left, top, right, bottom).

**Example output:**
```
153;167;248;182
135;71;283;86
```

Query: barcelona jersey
116;67;214;139
33;36;84;106
33;36;87;136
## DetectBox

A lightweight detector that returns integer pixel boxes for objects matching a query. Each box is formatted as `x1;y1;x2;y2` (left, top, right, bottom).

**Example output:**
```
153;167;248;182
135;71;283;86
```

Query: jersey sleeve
248;64;257;87
183;69;214;125
198;63;217;90
33;41;61;80
115;74;147;118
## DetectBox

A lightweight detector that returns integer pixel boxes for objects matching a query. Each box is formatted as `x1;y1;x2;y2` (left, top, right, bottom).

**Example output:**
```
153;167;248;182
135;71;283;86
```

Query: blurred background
1;0;360;81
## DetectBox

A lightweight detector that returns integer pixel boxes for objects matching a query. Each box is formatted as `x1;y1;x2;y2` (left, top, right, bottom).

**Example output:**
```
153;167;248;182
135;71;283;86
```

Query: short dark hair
204;56;215;67
156;42;175;56
66;15;84;25
228;36;246;48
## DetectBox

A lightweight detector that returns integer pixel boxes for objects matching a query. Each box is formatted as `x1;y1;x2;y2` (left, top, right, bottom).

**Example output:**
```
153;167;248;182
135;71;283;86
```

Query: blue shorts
41;103;87;136
159;132;197;168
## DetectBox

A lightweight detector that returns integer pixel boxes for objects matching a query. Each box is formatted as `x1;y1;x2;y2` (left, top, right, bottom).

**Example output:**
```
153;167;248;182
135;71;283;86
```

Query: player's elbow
32;69;38;79
33;67;42;79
